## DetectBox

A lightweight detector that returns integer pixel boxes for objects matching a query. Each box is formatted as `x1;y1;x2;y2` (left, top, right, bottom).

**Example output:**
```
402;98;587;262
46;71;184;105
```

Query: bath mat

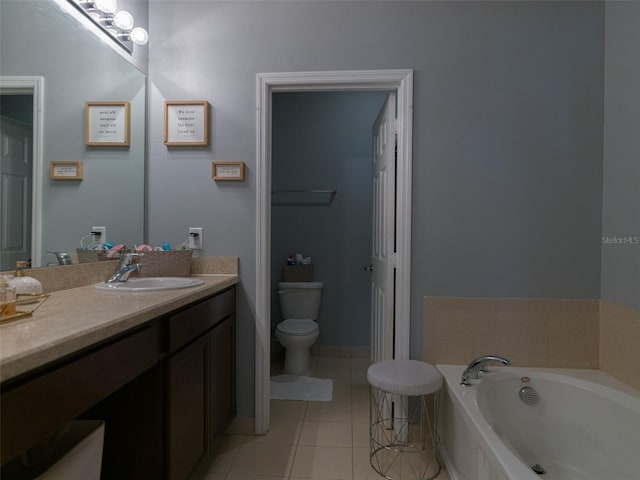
270;374;333;401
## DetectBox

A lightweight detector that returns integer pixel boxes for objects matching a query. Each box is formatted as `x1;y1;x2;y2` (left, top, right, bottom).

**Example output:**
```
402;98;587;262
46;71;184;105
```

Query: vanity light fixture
68;0;149;52
113;10;134;31
94;0;117;14
129;27;149;46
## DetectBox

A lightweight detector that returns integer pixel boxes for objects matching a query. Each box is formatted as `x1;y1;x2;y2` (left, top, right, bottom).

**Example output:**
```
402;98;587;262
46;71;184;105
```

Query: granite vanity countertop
0;275;239;383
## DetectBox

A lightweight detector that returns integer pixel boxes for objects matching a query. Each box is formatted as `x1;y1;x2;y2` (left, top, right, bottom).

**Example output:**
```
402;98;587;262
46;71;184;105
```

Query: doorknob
363;264;374;273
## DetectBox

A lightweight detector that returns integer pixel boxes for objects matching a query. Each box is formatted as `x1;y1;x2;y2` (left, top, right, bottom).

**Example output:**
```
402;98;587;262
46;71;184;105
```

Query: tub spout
461;355;510;386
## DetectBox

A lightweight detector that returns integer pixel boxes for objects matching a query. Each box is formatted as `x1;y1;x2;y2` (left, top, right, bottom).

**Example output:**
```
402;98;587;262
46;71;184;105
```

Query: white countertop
0;275;239;383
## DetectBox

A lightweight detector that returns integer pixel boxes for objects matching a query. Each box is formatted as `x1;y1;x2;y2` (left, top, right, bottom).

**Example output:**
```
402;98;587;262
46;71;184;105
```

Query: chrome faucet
106;253;143;283
460;355;510;386
47;251;72;266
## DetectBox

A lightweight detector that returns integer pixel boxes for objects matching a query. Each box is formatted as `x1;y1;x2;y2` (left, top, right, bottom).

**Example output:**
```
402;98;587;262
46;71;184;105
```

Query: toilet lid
277;319;319;336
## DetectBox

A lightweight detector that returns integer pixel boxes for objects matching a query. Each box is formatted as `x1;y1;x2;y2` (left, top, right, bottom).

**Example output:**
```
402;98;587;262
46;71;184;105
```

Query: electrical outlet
189;227;203;250
91;226;106;247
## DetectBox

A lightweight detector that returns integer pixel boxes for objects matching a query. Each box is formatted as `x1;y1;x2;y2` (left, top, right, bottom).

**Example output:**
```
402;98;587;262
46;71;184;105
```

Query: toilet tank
277;282;324;320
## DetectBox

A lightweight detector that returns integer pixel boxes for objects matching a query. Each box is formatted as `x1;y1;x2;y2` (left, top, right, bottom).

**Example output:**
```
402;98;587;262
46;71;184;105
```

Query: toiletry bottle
0;277;17;316
9;261;43;295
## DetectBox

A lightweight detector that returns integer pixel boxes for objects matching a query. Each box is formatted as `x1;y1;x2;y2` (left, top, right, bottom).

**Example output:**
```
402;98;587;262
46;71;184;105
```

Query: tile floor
190;356;450;480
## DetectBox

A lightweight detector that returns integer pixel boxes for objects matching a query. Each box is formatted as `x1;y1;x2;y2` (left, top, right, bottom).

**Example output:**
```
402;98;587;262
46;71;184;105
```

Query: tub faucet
106;253;143;283
461;355;510;386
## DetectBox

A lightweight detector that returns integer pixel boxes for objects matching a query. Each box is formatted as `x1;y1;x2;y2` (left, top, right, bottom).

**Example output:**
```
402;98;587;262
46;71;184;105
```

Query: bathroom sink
95;277;204;292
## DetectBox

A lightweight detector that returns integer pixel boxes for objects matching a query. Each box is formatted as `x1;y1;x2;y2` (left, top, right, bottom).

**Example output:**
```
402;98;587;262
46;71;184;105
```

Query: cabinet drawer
168;287;235;354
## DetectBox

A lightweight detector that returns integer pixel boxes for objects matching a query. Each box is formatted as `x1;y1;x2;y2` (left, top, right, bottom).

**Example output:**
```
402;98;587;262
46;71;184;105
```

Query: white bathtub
437;365;640;480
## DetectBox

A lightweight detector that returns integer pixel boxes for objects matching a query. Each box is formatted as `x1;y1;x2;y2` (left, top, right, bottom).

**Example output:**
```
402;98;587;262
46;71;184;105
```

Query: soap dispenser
9;261;43;295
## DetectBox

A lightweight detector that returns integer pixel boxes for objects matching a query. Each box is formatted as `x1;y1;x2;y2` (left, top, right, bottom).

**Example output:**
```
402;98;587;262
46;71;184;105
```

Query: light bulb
130;27;149;45
95;0;117;14
113;10;134;30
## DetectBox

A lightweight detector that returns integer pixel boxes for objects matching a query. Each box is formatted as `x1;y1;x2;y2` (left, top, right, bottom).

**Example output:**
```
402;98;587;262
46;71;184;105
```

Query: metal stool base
369;388;441;480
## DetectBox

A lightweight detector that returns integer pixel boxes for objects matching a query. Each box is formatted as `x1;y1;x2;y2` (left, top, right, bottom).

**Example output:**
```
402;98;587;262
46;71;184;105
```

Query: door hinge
390;252;398;268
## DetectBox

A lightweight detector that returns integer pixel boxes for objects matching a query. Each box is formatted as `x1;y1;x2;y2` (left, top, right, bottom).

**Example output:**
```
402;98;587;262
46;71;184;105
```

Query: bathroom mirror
0;0;145;268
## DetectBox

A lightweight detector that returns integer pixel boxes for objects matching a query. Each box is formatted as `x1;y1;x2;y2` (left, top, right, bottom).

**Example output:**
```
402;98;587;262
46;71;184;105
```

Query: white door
370;93;397;363
0;115;33;270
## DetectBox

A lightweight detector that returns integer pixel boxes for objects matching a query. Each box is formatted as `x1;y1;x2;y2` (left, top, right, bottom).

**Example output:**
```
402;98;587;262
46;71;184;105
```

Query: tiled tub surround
423;297;600;369
424;296;640;400
600;301;640;390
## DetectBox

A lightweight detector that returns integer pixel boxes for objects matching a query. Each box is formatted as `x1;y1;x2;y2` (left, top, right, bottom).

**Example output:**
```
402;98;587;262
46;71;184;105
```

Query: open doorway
256;70;414;434
269;91;389;376
0;76;44;269
0;94;33;270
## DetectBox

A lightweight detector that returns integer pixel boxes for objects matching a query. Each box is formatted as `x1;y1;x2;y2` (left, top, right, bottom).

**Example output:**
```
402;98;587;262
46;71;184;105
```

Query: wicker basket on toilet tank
282;265;313;282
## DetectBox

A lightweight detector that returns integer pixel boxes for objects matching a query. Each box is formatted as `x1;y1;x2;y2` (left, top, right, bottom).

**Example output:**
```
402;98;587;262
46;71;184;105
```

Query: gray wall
147;1;605;417
271;91;388;348
0;0;145;264
602;1;640;309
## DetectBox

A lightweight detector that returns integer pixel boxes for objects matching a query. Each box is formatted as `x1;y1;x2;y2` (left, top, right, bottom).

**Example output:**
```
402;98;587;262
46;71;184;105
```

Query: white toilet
276;281;324;375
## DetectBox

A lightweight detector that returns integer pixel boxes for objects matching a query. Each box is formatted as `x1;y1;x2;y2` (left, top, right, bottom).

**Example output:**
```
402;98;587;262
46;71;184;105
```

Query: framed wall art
85;101;130;146
212;161;245;181
164;100;209;146
50;161;83;180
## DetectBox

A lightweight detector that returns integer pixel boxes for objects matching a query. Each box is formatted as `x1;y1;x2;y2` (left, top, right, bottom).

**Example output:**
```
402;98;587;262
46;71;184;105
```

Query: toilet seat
277;319;319;336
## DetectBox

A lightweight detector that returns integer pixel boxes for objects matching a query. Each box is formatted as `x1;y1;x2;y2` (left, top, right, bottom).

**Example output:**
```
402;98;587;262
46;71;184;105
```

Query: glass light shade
113;10;134;30
130;27;149;45
95;0;117;14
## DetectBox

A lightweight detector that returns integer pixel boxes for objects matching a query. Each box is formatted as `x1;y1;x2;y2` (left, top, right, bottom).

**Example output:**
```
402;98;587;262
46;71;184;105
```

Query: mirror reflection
0;0;145;268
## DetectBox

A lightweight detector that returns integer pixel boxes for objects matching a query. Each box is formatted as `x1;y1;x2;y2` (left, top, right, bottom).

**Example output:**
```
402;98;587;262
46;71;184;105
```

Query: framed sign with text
212;161;245;181
85;101;130;146
164;100;209;146
50;161;83;180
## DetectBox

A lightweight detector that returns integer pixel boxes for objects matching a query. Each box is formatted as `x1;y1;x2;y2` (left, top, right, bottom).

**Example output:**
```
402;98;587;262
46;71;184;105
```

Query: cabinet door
210;315;236;441
167;334;210;480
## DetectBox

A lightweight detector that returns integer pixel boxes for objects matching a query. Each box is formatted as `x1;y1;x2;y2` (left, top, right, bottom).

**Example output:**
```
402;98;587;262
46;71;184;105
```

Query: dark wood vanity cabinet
0;286;237;480
209;314;236;443
167;333;210;480
166;287;236;480
0;322;163;465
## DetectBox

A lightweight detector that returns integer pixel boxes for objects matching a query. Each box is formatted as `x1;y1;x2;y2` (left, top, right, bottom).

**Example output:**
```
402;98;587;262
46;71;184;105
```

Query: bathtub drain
531;464;546;475
519;386;539;406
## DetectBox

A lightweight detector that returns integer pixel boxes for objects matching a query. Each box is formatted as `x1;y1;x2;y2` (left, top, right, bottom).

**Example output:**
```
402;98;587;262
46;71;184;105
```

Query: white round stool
367;360;443;480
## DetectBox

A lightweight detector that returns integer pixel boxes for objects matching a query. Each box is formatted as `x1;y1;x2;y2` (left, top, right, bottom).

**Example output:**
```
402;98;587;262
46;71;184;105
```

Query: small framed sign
50;161;83;180
212;161;245;181
164;101;209;146
85;101;130;146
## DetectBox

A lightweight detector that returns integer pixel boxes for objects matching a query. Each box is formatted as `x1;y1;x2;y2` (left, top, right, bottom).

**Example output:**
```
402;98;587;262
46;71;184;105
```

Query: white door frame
0;76;44;268
255;69;413;434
